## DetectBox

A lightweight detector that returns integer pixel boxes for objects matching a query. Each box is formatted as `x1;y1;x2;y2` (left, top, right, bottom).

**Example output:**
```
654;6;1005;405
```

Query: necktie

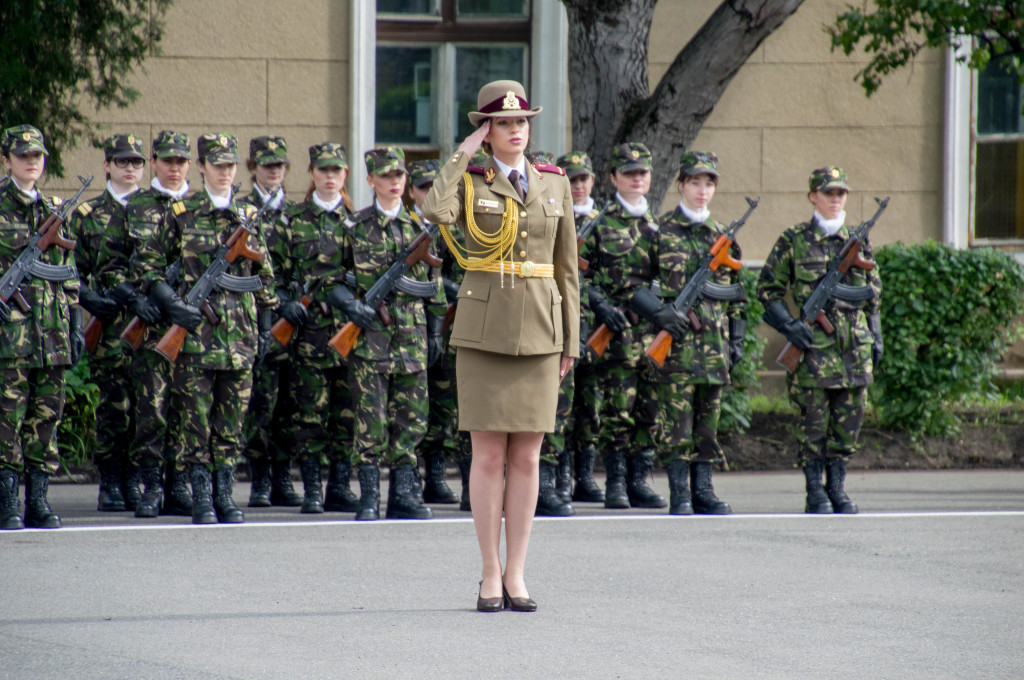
508;170;525;203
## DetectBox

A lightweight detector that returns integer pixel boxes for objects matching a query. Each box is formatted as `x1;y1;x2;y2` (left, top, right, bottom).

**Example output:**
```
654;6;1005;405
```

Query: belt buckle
519;260;536;278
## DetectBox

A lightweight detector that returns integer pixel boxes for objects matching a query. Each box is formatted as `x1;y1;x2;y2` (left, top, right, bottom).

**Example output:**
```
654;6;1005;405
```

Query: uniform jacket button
520;231;528;238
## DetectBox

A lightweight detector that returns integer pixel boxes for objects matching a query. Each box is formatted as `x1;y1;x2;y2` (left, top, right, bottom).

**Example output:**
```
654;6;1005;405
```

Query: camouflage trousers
541;368;575;466
571;361;601;452
349;356;427;469
593;337;645;453
789;385;867;464
171;365;252;469
419;342;467;461
290;361;353;464
635;369;724;465
92;355;134;467
129;348;185;472
243;358;293;464
0;366;65;474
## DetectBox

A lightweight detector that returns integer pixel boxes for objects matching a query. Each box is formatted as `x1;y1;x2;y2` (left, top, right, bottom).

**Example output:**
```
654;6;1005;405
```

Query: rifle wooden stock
37;215;77;252
120;316;148;350
645;330;672;368
327;321;361;358
709;235;741;271
775;314;829;372
576;234;589;271
270;293;314;347
83;316;103;353
154;324;188;362
586;324;613;358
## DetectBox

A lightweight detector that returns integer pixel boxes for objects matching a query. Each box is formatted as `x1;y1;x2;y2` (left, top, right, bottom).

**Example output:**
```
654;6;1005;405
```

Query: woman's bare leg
502;431;542;598
470;431;508;599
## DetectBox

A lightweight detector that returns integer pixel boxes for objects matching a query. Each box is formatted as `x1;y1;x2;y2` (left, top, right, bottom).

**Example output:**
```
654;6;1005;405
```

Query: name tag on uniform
477;199;501;209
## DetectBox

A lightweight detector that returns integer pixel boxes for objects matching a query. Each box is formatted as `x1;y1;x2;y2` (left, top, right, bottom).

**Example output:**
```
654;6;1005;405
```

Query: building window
974;60;1024;242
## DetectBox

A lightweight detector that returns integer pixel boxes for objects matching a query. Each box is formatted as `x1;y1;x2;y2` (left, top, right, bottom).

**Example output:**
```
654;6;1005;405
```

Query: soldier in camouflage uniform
273;141;359;514
756;166;882;514
0;125;82;530
68;134;147;512
110;130;194;519
239;135;303;509
137;133;278;524
578;142;666;510
336;146;447;521
632;151;744;515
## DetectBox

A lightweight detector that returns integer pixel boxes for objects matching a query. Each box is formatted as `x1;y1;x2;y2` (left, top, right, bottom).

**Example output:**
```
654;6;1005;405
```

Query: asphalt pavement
1;469;1021;679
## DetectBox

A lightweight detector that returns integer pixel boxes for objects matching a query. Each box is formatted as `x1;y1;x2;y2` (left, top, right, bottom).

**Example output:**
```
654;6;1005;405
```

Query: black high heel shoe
477;581;503;612
502;584;537;612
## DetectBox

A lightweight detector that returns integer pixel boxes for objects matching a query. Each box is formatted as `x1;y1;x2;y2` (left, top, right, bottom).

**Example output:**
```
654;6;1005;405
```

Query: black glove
588;286;627;334
868;312;883;368
69;307;86;364
121;283;163;325
426;313;443;368
326;285;378;330
277;293;309;328
150;280;202;331
629;286;688;340
729;318;747;367
79;285;121;324
763;300;814;350
254;309;273;371
442;277;460;305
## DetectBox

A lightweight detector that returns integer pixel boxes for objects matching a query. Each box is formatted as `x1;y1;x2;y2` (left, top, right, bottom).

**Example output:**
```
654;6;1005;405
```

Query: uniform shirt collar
573;196;595;216
205;187;233;210
151;177;190;200
678;201;710;225
616;192;649;218
107;181;138;206
375;198;401;220
10;176;39;202
492;156;529;194
254;183;284;210
312;191;343;213
813;210;846;236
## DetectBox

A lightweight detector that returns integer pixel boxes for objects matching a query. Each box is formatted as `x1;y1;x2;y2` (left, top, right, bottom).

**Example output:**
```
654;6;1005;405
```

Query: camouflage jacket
68;188;136;361
573;204;600;338
342;203;447;373
0;181;79;368
277;196;350;367
138;190;278;370
756;218;882;388
655;206;746;381
240;187;294;363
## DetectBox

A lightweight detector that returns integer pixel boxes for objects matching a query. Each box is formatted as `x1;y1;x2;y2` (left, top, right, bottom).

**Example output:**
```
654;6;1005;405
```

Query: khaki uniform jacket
422;150;580;358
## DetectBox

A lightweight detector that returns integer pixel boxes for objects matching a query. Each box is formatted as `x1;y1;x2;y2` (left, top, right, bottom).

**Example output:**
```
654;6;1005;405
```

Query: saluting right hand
457;120;490;157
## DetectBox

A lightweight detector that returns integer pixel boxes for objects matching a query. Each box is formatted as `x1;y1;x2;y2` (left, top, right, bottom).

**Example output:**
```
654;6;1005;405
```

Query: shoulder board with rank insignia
77;202;93;217
242;204;258;220
171;201;186;215
534;163;565;176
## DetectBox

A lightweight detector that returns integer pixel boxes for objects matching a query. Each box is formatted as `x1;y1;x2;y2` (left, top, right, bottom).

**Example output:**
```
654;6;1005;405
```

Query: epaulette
171;201;186;216
533;162;565;176
466;166;486;175
76;202;93;217
52;196;63;206
242;204;258;220
343;206;374;230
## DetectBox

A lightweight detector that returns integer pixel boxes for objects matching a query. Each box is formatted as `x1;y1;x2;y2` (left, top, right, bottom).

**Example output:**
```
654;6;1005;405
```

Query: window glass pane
454;46;526;140
457;0;527;17
974;140;1024;239
377;46;438;146
977;61;1024;135
378;0;439;15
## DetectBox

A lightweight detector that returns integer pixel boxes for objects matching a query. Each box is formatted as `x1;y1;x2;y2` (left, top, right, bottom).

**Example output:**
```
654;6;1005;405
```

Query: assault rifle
152;192;278;362
644;196;758;368
119;259;181;351
576;203;610;271
328;223;442;358
0;174;92;323
270;278;324;347
775;196;888;373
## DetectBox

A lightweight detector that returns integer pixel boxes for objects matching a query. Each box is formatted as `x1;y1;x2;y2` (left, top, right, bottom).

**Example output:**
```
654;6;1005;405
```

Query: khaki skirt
455;348;561;433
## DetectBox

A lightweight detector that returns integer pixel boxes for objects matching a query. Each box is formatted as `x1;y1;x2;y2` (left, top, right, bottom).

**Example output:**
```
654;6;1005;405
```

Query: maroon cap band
478;94;529;115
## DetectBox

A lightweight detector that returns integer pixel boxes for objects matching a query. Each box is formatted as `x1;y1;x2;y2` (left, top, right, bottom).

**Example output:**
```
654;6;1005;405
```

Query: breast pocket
542;201;564;238
451;282;490;343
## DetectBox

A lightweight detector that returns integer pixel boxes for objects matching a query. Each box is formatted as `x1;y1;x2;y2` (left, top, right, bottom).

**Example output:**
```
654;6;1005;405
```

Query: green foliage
828;0;1024;96
58;357;100;472
721;267;767;434
0;0;172;176
870;240;1024;437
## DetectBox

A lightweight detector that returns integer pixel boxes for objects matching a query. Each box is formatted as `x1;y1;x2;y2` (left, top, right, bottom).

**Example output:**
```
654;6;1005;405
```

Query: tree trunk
563;0;805;210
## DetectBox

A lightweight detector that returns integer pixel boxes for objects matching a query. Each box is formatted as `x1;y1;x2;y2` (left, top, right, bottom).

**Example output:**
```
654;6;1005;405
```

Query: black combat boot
691;461;732;515
626;450;668;509
386;464;434;519
603;451;630;509
423;452;459;504
556;448;573;503
665;459;694;516
324;459;360;512
572;445;605;503
825;458;859;514
247;457;272;507
355;464;381;521
535;461;575;516
96;459;126;512
270;459;302;506
162;464;193;516
189;465;217;524
802;458;832;514
134;463;163;518
122;462;142;512
299;458;324;514
458;454;472;512
24;470;61;528
0;469;25;530
212;465;244;524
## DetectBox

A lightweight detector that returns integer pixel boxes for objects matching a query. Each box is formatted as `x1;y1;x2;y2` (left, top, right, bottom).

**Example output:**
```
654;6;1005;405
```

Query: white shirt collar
205;187;232;209
312;191;343;213
151;177;189;200
255;184;284;210
814;210;846;236
107;180;138;206
376;198;401;219
10;176;38;202
616;192;649;218
492;156;529;194
573;196;595;216
678;201;710;224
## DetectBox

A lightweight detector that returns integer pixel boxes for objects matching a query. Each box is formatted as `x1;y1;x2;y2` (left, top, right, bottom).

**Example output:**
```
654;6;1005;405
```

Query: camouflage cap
152;130;191;159
103;134;146;161
469;147;490;167
678;150;719;178
309;142;348;169
532;150;555;165
198;133;241;164
249;135;289;165
2;125;48;156
610;142;653;173
365;146;406;176
809;165;850;192
408;159;439;187
556;151;594;179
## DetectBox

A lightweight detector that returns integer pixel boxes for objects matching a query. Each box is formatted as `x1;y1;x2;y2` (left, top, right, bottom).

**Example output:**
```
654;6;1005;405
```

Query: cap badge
631;149;640;160
128;135;136;145
502;90;521;111
831;168;840;178
484;167;496;184
22;133;31;141
267;141;277;150
219;135;228;147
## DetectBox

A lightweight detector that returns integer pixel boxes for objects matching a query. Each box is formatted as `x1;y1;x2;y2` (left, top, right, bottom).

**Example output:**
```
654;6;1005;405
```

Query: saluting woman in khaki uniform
423;80;580;612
